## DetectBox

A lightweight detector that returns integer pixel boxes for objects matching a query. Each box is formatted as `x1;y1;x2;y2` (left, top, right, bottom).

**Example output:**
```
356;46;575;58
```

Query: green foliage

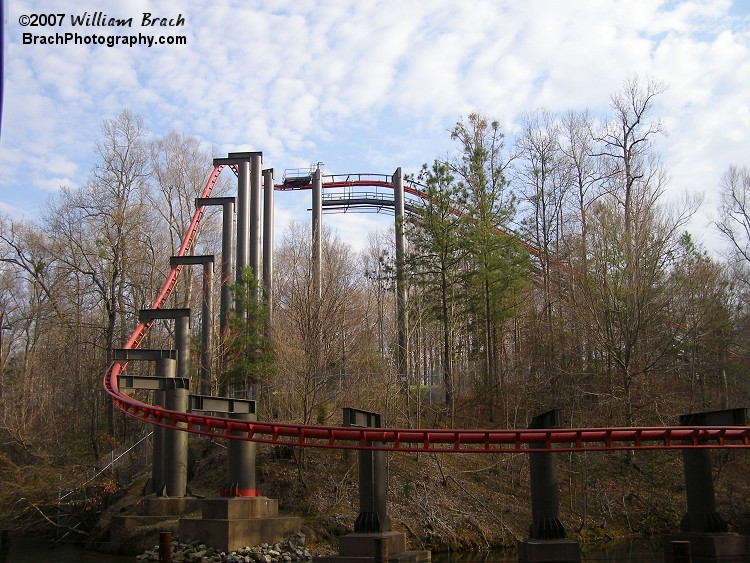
451;113;528;326
223;267;277;394
408;160;466;321
407;115;529;412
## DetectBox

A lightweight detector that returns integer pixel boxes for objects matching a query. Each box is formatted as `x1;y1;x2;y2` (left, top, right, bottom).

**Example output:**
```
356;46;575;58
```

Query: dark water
4;537;134;562
431;537;663;562
4;536;663;562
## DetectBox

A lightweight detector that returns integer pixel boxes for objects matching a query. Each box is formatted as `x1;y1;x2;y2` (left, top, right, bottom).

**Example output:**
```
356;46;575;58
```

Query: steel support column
262;168;275;323
137;311;190;498
394;167;408;390
223;412;259;497
168;314;190;497
220;199;234;335
151;356;175;496
312;166;322;301
170;256;215;395
344;408;391;533
200;260;213;395
249;153;262;289
236;159;250;282
528;409;565;539
114;348;179;498
164;363;188;498
195;197;235;338
678;409;748;533
518;409;580;563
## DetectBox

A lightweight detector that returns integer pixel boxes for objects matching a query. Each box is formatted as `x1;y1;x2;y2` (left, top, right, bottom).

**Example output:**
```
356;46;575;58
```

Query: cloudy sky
1;0;749;252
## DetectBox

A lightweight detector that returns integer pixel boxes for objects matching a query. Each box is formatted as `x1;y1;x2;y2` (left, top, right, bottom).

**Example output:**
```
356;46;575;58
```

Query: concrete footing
517;538;581;562
663;533;750;562
110;497;202;545
315;531;431;562
179;497;301;553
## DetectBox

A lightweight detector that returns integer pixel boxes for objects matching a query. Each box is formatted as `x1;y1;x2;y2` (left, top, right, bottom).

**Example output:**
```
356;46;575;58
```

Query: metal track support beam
678;408;748;533
394;167;408;391
195;197;235;338
222;412;259;497
312;166;322;301
170;256;214;395
262;168;275;323
344;408;391;533
249;153;262;290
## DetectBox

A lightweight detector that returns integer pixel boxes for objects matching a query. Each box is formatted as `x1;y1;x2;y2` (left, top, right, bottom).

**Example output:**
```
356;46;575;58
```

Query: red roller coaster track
104;165;750;454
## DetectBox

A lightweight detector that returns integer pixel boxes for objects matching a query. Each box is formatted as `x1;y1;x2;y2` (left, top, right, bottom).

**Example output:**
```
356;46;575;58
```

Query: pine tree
223;267;276;397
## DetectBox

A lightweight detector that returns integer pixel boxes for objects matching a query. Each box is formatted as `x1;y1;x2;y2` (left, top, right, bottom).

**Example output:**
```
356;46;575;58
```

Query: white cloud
1;0;748;257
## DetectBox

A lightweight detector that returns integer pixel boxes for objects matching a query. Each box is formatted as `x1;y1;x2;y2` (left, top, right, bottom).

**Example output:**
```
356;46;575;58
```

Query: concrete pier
179;497;301;553
318;409;430;562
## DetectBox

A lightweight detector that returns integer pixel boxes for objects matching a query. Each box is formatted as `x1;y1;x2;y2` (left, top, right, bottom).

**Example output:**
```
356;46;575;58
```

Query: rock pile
137;532;313;562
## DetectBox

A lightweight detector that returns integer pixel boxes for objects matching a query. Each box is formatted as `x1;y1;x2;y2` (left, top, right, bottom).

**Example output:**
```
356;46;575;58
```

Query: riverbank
85;437;750;557
5;435;749;560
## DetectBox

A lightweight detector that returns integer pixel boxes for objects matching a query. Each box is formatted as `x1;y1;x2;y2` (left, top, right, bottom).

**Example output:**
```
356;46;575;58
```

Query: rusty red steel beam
104;166;750;454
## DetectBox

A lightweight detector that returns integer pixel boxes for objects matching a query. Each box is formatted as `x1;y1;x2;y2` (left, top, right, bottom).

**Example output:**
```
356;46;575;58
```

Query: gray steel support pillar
151;357;174;496
312;166;322;301
528;409;565;539
112;348;179;496
677;409;749;533
262;168;275;322
175;315;190;381
163;314;190;497
222;412;258;497
200;260;213;395
373;442;389;532
195;198;235;338
393;168;408;390
518;409;580;563
164;368;188;497
237;159;250;282
221;199;235;336
681;446;722;533
344;408;391;533
135;314;191;497
170;256;215;395
249;153;262;287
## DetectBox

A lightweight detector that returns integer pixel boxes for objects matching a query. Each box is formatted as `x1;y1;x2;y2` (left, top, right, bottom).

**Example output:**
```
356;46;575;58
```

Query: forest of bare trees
1;77;749;531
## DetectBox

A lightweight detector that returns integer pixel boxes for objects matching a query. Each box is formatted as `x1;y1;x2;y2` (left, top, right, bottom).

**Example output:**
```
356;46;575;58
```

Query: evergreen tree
451;114;528;420
223;267;276;397
407;160;466;413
